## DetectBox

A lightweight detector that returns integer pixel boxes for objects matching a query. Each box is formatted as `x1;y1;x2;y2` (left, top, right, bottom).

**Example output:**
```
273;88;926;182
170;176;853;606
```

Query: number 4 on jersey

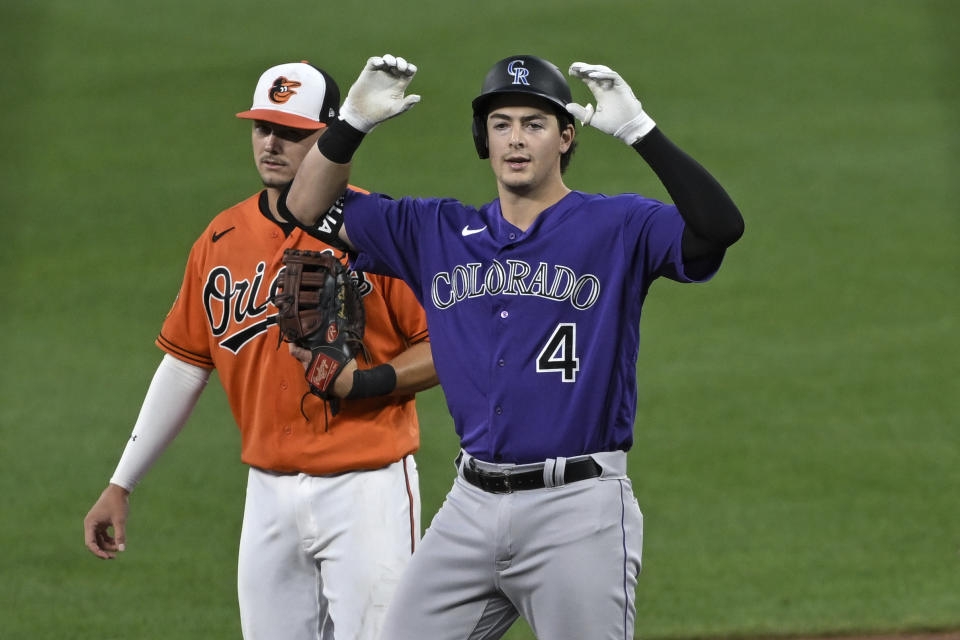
536;323;579;382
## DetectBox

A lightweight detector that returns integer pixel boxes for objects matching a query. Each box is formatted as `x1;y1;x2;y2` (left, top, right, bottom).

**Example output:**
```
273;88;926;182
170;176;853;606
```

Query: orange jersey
157;190;429;475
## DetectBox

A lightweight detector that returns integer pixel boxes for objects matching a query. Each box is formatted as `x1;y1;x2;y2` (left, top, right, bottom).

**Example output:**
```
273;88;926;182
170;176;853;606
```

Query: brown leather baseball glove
272;249;365;413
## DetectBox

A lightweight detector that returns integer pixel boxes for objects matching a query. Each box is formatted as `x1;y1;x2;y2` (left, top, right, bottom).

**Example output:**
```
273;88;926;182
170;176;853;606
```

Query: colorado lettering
431;260;600;310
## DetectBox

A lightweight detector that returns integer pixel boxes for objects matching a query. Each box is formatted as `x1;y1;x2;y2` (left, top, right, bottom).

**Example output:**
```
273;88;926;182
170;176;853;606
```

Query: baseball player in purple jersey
283;54;743;639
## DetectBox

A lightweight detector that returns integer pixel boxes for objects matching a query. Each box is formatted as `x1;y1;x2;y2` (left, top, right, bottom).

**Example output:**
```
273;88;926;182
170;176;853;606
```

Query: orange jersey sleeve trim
407;328;429;344
157;333;215;368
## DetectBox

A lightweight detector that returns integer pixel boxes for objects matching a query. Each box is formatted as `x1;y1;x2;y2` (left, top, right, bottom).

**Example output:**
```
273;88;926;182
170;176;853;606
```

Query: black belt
457;453;602;494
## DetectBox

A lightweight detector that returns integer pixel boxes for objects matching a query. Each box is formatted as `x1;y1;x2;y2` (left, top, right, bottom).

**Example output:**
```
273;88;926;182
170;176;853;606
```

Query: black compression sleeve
633;128;744;251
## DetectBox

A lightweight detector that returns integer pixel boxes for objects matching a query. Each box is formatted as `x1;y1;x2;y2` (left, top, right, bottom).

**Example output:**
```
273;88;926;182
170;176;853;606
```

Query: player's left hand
339;54;421;133
566;62;656;145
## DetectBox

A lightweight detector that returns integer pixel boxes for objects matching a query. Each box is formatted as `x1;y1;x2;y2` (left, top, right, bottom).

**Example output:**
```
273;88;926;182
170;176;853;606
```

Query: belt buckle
501;469;513;494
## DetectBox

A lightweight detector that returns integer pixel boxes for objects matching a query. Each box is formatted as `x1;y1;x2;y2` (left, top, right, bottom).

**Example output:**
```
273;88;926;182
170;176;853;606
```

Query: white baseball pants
238;458;420;640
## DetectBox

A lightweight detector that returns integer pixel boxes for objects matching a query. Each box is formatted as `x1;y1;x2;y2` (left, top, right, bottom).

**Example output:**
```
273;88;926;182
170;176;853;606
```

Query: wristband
346;364;397;399
316;118;366;164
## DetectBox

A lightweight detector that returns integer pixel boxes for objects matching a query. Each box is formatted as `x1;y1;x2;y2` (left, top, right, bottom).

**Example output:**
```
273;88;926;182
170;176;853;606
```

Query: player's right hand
83;483;130;559
339;54;421;133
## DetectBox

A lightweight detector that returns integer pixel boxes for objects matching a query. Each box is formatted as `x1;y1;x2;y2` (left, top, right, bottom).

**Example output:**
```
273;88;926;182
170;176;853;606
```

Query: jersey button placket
493;309;510;416
488;296;515;462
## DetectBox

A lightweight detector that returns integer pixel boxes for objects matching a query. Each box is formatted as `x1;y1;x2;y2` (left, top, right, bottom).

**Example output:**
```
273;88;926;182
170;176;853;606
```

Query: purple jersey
345;189;720;464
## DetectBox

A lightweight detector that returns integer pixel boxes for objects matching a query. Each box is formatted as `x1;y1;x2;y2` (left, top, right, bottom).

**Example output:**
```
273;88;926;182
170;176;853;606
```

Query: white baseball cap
236;61;340;130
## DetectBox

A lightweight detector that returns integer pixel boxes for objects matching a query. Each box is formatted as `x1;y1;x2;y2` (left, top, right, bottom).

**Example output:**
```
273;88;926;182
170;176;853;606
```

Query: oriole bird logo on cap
269;77;301;104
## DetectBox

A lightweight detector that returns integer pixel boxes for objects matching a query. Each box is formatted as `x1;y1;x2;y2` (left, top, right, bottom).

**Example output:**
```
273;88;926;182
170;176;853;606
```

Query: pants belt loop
543;457;569;488
542;458;557;488
455;449;472;475
554;456;568;486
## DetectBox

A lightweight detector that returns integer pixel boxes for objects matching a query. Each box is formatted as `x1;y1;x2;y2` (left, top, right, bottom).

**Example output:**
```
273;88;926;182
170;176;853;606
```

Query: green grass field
2;0;957;638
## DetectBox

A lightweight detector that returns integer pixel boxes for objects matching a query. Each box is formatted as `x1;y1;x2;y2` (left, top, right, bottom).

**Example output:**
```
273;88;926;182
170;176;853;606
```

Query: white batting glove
566;62;656;145
339;54;421;133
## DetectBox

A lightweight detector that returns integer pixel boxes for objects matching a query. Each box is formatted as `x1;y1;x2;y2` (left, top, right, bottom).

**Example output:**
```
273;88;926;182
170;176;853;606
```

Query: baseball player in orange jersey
82;61;438;640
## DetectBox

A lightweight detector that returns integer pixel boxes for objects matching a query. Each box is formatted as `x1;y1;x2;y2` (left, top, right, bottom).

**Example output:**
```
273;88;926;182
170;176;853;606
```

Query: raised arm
567;63;744;263
284;55;421;245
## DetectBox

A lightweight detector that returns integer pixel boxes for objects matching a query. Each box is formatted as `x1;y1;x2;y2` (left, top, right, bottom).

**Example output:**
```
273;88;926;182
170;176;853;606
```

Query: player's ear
559;121;575;154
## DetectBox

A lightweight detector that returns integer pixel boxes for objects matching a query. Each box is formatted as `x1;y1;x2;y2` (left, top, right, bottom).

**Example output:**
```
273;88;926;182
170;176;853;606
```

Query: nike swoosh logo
212;226;236;242
461;225;487;237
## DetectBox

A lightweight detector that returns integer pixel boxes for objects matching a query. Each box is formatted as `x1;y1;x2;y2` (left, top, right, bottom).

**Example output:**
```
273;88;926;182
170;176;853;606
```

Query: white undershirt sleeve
109;353;212;491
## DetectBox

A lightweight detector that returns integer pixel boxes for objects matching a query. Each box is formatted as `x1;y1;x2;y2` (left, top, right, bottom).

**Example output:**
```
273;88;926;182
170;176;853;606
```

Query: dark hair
555;108;577;174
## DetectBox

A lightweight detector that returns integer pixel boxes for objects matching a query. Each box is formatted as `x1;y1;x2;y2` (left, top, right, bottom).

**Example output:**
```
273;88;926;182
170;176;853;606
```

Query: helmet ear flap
472;112;488;159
